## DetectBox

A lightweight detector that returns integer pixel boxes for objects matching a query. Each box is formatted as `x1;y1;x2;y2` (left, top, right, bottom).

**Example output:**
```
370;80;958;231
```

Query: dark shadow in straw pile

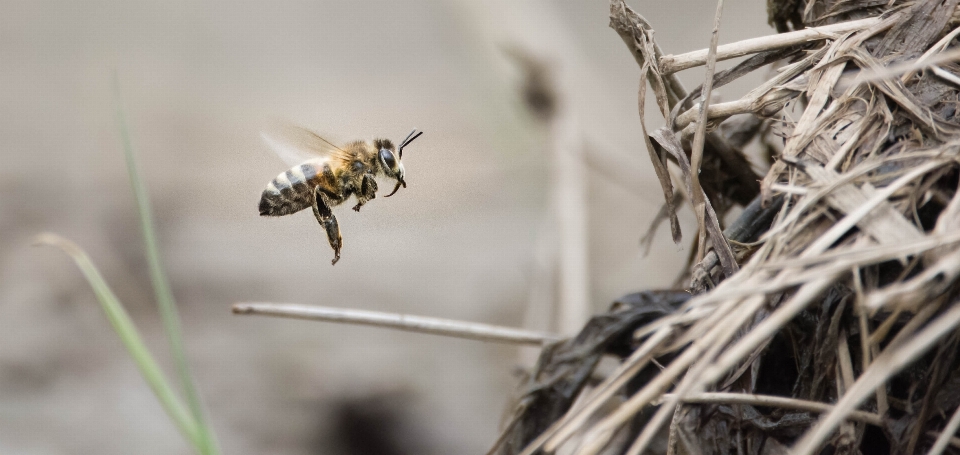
493;0;960;453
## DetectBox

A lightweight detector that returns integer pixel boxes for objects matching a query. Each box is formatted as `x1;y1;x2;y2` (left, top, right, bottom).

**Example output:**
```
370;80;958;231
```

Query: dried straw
493;0;960;453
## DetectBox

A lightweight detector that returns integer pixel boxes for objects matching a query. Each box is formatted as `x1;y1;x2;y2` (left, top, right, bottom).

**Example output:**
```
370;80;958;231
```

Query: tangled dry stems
494;0;960;453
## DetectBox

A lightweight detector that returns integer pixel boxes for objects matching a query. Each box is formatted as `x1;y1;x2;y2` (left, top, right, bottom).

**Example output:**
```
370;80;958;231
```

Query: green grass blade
33;233;202;448
113;78;219;454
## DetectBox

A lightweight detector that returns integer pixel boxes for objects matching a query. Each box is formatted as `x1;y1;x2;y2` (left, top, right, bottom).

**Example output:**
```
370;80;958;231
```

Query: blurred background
0;0;770;453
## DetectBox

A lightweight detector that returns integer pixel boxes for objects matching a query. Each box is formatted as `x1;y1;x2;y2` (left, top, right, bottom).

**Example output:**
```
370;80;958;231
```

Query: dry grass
491;0;960;453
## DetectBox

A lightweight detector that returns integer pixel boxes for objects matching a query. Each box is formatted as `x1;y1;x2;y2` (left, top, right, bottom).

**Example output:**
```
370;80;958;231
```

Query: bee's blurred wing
260;123;349;167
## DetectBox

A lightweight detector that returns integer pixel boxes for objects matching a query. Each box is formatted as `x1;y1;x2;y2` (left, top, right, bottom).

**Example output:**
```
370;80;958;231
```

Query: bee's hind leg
312;186;343;265
352;173;378;212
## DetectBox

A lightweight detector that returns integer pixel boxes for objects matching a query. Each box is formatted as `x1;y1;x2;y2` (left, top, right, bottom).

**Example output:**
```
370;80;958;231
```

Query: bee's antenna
397;129;423;159
400;129;419;145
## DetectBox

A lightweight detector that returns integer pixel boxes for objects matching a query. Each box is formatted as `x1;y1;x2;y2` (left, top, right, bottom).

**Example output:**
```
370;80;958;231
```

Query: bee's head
380;129;422;198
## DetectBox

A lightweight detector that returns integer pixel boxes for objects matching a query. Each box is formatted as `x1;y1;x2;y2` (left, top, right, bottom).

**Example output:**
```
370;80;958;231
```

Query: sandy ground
0;1;768;453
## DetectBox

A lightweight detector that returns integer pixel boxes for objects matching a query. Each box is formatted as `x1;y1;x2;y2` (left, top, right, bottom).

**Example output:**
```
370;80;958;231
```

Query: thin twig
660;17;879;73
931;65;960;88
688;0;728;268
232;303;561;345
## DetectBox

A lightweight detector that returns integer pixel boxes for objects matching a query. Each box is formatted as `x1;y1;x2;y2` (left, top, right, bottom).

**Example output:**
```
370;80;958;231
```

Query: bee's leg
352;173;379;212
312;186;342;265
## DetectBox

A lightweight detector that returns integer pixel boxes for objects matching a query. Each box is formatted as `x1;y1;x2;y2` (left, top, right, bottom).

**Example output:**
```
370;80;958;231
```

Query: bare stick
662;392;883;426
660;17;879;73
232;302;561;345
931;65;960;88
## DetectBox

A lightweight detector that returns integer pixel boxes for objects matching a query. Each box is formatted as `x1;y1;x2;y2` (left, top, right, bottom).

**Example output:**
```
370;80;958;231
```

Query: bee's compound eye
379;149;397;170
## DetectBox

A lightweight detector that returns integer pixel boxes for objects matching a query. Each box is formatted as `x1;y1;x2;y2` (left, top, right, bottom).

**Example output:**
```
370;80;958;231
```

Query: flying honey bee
258;123;423;265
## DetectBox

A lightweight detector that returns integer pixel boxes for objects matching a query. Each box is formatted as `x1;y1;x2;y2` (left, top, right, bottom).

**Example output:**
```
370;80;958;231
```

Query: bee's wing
260;123;351;167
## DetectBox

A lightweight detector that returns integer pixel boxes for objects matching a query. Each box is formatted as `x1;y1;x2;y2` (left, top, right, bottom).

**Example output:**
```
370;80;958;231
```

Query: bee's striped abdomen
259;161;322;216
